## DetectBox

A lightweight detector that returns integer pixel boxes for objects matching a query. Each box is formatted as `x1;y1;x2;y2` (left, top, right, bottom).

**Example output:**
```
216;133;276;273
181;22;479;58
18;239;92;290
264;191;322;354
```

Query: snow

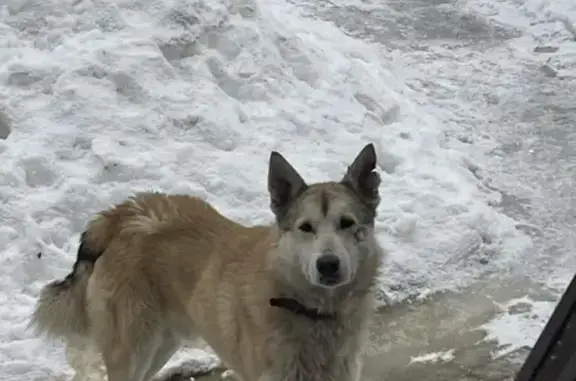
409;349;455;365
481;296;557;359
0;0;573;379
464;0;576;359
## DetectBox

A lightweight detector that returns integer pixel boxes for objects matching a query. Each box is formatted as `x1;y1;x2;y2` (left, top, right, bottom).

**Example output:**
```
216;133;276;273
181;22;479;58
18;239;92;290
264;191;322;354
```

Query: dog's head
268;144;382;291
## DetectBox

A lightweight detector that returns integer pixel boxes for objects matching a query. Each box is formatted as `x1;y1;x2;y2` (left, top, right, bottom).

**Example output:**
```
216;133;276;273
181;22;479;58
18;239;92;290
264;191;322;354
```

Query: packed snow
0;0;574;379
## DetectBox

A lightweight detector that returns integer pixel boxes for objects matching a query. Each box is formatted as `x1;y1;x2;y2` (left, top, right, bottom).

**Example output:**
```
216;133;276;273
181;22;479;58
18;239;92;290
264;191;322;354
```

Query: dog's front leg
256;372;277;381
255;368;306;381
257;357;363;381
349;357;363;381
256;348;363;381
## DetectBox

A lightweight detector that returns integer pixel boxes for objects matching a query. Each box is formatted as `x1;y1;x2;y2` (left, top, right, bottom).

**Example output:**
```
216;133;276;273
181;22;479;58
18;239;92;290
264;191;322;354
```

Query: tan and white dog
30;143;385;381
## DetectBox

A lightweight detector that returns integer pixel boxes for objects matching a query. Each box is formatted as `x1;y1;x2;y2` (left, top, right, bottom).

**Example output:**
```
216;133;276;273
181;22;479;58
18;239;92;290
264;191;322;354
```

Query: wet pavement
193;277;551;381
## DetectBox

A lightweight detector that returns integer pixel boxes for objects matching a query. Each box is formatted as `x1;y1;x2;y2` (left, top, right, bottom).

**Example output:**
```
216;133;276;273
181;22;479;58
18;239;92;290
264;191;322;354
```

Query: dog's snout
316;254;340;278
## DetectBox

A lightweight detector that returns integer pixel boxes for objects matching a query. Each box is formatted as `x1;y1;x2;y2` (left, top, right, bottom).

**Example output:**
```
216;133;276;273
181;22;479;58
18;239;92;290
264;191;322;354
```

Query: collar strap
269;297;336;321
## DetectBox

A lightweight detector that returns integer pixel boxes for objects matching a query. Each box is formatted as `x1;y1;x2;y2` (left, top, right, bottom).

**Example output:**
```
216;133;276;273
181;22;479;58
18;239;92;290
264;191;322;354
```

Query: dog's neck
268;274;376;323
269;297;337;321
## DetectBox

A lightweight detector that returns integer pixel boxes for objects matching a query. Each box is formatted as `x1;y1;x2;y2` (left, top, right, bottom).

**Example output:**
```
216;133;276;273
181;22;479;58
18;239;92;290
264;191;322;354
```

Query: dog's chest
273;321;361;381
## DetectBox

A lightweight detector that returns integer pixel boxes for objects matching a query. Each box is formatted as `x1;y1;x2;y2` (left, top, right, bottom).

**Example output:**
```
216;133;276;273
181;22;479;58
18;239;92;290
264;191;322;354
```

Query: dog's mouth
319;276;341;287
317;273;353;289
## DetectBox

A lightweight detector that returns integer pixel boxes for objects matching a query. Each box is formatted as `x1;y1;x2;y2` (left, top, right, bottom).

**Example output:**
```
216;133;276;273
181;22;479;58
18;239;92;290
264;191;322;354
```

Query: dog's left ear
341;143;381;210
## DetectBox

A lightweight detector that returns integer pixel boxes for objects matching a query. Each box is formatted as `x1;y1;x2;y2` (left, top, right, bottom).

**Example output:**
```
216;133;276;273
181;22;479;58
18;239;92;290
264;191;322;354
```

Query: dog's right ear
268;151;308;221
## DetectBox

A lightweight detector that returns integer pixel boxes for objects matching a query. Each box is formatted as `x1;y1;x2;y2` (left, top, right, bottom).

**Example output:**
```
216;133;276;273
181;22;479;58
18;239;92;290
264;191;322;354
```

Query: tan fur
30;144;385;381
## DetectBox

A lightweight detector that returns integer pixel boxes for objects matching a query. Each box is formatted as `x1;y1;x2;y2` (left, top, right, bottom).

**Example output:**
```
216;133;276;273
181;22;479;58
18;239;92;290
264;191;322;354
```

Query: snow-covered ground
461;0;576;358
0;0;574;379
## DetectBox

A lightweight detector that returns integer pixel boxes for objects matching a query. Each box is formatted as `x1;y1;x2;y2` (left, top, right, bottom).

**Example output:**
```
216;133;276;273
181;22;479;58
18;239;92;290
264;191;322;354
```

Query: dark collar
269;297;337;321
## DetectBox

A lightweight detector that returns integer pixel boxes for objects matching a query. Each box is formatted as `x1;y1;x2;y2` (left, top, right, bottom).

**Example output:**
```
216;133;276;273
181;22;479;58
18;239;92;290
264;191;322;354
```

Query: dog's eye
298;222;314;233
339;217;355;229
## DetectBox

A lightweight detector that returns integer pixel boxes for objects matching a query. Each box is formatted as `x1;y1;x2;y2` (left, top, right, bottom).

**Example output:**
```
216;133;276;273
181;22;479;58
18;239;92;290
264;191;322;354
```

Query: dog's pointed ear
268;151;308;221
341;143;381;210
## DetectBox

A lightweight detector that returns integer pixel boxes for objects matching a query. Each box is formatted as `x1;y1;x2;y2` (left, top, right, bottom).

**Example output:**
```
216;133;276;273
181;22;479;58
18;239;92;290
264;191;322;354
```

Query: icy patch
0;109;11;140
409;349;455;365
481;296;556;358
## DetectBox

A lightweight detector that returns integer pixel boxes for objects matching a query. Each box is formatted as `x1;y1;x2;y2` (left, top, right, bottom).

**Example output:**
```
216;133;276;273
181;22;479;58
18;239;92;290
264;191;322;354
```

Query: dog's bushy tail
29;211;118;340
30;193;169;340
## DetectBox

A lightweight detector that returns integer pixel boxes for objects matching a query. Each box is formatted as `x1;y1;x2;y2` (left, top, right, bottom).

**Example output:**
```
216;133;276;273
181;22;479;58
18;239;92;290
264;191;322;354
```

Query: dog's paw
220;369;241;381
65;341;107;381
153;360;220;381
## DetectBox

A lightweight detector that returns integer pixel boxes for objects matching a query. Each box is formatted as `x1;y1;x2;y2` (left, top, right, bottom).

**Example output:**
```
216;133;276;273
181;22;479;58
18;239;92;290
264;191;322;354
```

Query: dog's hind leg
65;337;106;381
98;329;169;381
89;293;166;381
142;331;180;381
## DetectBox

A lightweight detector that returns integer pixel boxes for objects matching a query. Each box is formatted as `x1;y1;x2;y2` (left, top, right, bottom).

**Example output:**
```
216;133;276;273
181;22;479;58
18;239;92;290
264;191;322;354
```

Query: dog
30;143;385;381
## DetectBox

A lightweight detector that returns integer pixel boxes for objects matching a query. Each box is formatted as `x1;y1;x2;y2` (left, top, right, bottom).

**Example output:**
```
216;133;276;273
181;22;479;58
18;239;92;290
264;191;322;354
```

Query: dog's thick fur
30;144;385;381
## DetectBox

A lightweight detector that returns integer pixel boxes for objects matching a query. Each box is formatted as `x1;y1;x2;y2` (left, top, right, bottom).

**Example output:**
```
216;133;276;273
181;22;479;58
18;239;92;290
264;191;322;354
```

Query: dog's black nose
316;255;341;278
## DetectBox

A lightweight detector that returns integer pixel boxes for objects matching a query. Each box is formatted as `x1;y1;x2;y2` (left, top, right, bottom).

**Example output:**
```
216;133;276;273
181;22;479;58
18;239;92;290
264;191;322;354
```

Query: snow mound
0;0;530;379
